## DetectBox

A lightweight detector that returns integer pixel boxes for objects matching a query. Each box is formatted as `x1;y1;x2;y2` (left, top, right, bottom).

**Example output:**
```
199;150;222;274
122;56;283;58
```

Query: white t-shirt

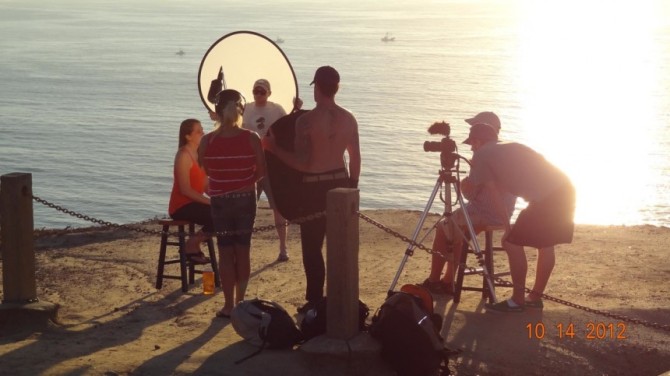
242;101;287;137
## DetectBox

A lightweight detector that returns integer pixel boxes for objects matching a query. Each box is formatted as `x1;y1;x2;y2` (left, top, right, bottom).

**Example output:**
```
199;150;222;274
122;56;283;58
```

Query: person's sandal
485;299;525;313
215;309;231;318
277;253;289;262
186;251;210;265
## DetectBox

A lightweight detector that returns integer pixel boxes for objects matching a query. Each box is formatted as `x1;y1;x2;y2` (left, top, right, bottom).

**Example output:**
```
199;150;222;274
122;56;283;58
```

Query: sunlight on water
1;0;669;228
513;1;665;225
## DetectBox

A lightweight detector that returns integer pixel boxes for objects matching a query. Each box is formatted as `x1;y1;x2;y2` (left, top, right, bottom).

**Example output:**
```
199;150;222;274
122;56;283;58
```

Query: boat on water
275;38;285;44
175;49;185;56
381;33;395;42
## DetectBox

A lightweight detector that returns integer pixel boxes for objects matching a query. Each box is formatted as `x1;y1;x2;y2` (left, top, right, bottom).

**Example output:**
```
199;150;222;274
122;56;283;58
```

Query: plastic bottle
202;265;215;295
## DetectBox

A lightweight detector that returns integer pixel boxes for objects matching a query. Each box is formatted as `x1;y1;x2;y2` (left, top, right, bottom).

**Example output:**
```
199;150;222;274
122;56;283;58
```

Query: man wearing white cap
464;123;575;313
243;78;291;262
421;114;515;296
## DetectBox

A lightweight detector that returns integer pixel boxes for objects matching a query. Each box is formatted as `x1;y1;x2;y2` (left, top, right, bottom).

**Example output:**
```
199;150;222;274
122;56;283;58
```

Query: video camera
423;121;457;169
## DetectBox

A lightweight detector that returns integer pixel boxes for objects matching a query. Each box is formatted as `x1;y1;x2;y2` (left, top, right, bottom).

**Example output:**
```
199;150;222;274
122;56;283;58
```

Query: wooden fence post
326;188;359;340
1;172;37;303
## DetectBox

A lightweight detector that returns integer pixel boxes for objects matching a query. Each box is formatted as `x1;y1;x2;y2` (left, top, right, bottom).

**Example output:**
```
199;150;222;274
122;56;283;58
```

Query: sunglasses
253;89;267;95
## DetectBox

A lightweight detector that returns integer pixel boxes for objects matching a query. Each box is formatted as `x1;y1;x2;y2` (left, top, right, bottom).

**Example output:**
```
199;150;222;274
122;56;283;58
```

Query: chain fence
24;195;670;333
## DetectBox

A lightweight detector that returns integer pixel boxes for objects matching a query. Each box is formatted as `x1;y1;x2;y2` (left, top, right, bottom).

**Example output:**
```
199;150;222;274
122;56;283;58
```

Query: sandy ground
1;203;669;376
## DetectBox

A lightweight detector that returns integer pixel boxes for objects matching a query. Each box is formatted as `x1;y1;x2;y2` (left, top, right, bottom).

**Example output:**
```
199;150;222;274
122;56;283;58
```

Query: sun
510;0;665;225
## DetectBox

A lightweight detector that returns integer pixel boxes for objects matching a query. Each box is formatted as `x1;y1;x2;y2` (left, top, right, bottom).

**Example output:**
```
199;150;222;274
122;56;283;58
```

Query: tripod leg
387;174;445;295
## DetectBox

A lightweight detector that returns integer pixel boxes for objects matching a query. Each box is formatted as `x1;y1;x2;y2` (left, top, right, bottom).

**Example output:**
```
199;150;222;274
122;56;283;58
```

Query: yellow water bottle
202;265;215;295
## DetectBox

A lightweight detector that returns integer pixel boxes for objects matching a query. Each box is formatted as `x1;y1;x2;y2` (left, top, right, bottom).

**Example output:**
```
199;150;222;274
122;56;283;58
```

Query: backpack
231;299;303;363
299;297;370;340
370;288;453;376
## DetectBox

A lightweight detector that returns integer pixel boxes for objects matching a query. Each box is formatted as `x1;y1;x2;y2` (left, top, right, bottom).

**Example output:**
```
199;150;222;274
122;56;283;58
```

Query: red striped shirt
203;130;257;196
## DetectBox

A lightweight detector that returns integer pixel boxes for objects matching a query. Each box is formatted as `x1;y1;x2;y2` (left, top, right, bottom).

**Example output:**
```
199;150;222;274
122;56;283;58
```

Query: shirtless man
263;65;361;313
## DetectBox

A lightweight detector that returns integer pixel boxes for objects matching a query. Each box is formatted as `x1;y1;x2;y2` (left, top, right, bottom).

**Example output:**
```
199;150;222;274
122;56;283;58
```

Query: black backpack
299;297;370;340
231;299;304;363
370;291;453;376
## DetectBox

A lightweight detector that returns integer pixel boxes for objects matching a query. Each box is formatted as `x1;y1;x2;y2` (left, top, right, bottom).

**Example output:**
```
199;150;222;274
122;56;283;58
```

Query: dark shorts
507;184;575;248
210;191;257;247
170;202;213;233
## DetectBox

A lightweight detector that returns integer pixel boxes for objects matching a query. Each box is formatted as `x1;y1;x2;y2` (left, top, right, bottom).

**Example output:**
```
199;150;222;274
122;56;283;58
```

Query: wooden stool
156;219;219;292
453;225;511;303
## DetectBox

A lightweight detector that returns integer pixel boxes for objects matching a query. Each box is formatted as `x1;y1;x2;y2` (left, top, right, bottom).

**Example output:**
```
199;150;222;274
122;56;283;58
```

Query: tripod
387;162;498;303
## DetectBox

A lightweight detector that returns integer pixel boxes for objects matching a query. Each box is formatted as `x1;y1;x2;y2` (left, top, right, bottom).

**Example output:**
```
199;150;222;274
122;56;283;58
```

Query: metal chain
27;195;670;332
356;211;670;333
357;210;446;257
32;195;324;238
32;195;162;235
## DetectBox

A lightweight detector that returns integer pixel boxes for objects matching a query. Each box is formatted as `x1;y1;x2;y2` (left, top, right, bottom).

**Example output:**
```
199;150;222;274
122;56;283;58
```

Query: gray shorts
211;191;257;247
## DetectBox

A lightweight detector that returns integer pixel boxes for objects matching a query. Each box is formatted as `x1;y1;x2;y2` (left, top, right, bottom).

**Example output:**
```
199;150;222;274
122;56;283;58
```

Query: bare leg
428;226;449;282
218;245;237;316
234;244;251;304
186;230;208;255
503;240;527;305
527;246;555;301
274;209;288;257
442;236;463;284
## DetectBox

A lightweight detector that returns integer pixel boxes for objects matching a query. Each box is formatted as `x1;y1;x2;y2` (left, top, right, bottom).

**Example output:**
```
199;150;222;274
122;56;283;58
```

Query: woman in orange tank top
168;118;212;264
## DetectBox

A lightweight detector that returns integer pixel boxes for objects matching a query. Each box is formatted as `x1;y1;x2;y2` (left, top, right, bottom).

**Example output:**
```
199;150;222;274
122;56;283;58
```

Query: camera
424;121;457;169
423;121;456;153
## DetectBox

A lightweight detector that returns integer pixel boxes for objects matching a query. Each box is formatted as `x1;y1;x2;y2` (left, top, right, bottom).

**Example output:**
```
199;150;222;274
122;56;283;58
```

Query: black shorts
170;202;213;233
507;184;575;248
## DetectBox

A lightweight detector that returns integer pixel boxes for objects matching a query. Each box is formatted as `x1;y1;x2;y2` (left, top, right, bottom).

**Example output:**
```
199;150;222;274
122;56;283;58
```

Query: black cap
310;65;340;86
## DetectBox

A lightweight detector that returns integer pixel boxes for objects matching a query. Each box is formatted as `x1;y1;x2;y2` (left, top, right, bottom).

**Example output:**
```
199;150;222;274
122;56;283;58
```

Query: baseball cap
463;123;498;145
253;79;271;92
310;66;340;86
465;112;501;133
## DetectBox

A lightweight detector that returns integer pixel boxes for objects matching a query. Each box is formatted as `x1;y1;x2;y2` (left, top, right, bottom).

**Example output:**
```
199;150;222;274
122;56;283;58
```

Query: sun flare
512;0;665;225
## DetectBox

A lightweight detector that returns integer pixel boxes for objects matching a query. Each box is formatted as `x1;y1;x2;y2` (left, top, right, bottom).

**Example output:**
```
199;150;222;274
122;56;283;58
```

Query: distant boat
175;49;185;56
381;33;395;42
275;38;285;44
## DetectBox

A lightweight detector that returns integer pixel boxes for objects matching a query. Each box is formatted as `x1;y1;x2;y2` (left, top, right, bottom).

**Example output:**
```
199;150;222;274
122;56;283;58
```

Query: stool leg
156;225;169;289
178;225;189;292
188;223;196;285
206;238;220;287
453;240;469;304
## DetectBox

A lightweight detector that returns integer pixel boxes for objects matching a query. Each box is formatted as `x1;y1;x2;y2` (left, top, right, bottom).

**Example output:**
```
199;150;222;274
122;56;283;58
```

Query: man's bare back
294;104;360;177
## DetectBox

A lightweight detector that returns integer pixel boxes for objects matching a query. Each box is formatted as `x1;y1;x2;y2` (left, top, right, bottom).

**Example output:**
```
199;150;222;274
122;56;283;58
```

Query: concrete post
325;188;360;340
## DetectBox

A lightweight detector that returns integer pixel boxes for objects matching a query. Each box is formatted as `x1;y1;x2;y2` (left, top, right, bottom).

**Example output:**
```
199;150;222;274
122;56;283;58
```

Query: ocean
1;0;669;229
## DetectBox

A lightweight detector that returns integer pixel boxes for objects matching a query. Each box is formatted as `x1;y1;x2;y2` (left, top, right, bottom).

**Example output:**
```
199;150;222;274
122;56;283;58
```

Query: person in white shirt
242;79;292;262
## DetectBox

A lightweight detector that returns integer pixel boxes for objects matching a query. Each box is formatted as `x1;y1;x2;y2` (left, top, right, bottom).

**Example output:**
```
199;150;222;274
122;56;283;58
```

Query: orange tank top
168;149;207;215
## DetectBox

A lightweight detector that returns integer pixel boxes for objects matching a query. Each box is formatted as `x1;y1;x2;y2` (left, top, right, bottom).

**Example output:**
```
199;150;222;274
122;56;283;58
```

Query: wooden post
326;188;359;340
1;172;37;303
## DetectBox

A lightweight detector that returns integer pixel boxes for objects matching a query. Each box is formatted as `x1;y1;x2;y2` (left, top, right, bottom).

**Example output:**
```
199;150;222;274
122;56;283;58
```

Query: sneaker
421;278;454;295
297;299;320;314
440;281;455;295
524;299;544;309
277;253;289;262
485;299;525;313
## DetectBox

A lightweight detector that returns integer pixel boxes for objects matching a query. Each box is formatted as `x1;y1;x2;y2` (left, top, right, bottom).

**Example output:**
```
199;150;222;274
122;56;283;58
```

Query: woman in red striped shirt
199;89;266;318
